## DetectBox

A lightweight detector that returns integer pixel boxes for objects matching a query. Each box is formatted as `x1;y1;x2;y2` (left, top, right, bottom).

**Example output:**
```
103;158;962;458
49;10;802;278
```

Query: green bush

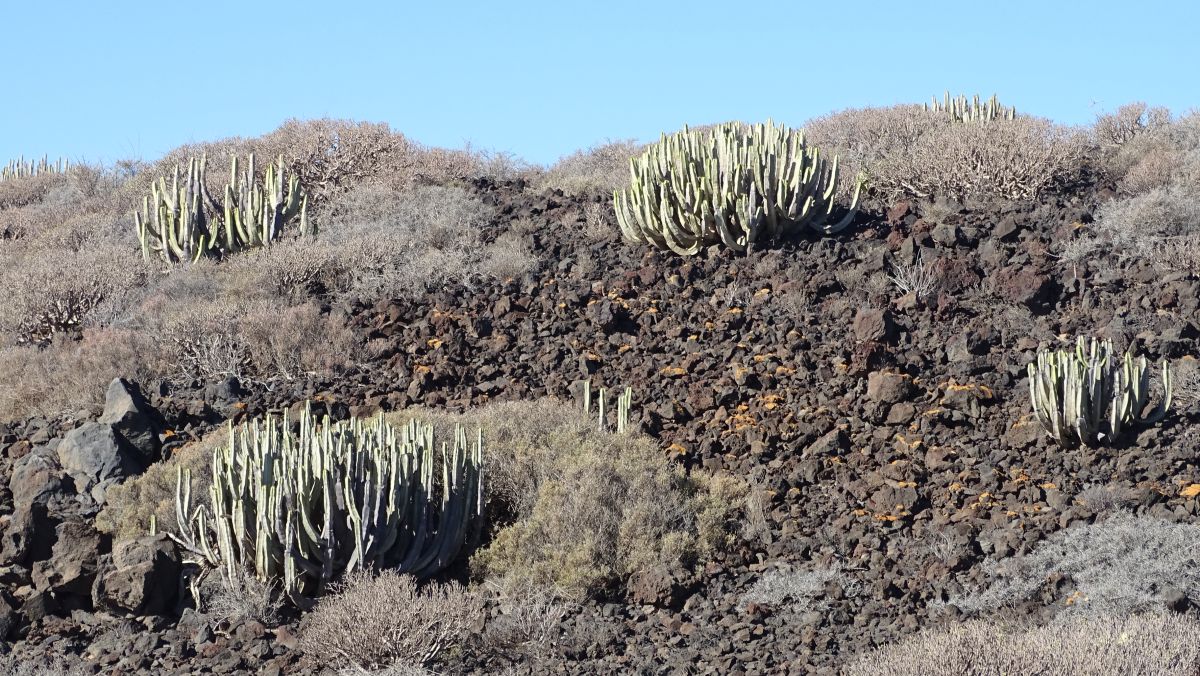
391;399;743;601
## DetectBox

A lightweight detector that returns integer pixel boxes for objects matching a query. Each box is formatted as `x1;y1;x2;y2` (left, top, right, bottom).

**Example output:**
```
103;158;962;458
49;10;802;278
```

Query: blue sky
3;0;1198;167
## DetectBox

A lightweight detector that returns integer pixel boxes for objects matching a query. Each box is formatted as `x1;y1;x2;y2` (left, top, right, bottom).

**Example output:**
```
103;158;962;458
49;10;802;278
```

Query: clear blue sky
3;0;1198;167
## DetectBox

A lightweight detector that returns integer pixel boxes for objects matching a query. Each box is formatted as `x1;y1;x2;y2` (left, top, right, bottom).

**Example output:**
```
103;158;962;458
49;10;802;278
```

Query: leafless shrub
0;327;157;422
303;570;484;670
581;201;617;242
1093;186;1200;253
1103;110;1200;193
319;183;495;300
1094;102;1171;148
887;252;939;299
1172;357;1200;407
843;613;1200;676
774;287;812;322
0;244;148;345
536;139;641;194
0;171;67;210
805;106;1087;202
138;119;491;211
742;564;847;611
952;512;1200;616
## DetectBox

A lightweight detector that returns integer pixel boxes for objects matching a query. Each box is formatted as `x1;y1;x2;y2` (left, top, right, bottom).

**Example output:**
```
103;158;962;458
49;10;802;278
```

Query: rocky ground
1;175;1198;674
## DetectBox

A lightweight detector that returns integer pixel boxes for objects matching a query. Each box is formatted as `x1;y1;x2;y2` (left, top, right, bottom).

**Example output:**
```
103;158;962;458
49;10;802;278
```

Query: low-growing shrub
953;513;1200;616
535;139;642;194
742;564;851;611
804;105;1087;203
96;433;218;541
0;327;158;421
392;399;743;601
303;570;484;670
843;613;1200;676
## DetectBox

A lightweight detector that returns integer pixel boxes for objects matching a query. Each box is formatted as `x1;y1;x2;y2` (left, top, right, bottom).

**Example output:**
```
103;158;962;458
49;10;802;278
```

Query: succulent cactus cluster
1;155;68;181
613;121;863;256
1028;337;1172;448
172;403;484;606
924;92;1016;123
579;379;633;433
136;153;309;263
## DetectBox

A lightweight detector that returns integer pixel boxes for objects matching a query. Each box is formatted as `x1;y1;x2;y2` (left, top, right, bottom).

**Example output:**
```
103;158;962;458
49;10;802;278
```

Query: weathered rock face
2;448;69;566
93;534;180;617
30;519;102;604
57;422;142;505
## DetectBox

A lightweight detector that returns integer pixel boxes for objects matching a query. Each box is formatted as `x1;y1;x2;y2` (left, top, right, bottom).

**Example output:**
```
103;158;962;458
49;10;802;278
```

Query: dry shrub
0;244;148;345
804;105;1087;202
1094;102;1171;148
1102;109;1200;194
742;564;852;612
952;512;1200;616
390;399;742;601
479;231;537;281
482;582;574;659
315;182;525;300
137;295;361;383
1092;185;1200;251
303;570;483;670
535;139;641;194
96;432;219;541
134;119;495;213
202;567;282;626
842;613;1200;676
0;171;67;210
0;327;157;422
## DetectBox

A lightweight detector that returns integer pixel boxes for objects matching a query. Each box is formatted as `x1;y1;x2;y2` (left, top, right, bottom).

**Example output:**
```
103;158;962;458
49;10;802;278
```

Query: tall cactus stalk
924;92;1016;123
172;403;484;606
136;153;309;263
135;156;219;263
579;379;634;433
1;155;68;181
1028;337;1172;447
224;153;310;251
613;120;864;256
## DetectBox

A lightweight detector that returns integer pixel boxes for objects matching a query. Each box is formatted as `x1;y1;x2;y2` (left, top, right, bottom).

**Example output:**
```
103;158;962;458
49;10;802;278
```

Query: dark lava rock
57;422;142;505
98;378;165;465
93;534;180;616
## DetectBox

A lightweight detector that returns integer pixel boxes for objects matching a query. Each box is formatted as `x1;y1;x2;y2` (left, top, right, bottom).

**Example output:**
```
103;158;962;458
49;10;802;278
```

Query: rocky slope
1;176;1197;674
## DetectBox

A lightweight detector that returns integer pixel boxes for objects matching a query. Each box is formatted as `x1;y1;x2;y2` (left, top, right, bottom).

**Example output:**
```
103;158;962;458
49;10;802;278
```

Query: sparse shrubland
5;98;1200;675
